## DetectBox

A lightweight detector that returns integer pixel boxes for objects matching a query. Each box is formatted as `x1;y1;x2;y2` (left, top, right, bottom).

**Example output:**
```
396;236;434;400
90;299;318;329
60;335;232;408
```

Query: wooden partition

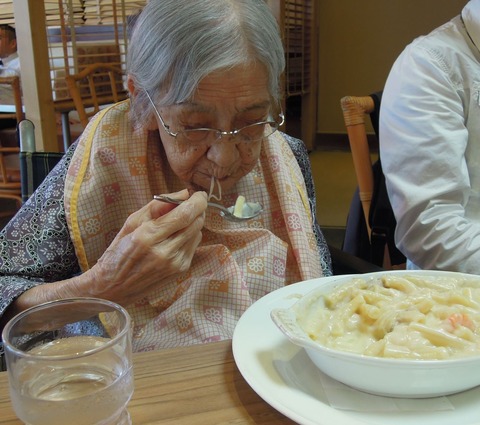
11;0;144;152
267;0;318;150
13;0;57;151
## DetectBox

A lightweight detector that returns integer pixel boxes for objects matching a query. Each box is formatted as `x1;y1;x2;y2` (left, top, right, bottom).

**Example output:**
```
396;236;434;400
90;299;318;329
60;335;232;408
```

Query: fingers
149;189;190;219
85;190;208;305
119;190;207;238
89;205;205;305
149;191;207;239
129;191;206;277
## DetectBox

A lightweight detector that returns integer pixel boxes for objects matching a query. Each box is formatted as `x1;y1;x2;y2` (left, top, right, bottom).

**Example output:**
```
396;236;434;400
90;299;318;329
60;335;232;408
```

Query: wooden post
265;0;286;129
13;0;59;151
266;0;318;150
302;0;318;151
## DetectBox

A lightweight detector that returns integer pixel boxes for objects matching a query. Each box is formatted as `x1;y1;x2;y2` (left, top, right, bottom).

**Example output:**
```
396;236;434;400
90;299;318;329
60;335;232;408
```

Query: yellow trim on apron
68;105;117;270
291;164;311;221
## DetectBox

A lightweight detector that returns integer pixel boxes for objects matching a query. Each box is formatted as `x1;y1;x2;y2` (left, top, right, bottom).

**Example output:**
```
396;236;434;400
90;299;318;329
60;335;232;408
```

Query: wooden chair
0;76;23;123
340;92;405;269
65;63;128;128
0;76;24;216
340;95;377;234
0;145;22;215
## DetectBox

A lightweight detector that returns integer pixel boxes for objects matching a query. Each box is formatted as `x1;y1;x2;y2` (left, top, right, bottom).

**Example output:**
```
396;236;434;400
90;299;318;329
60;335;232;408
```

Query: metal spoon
154;194;263;222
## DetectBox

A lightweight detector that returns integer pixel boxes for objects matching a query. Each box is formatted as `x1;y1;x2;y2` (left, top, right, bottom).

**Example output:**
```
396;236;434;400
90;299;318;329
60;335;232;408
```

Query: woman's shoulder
77;99;146;146
98;99;132;124
82;99;132;132
278;132;310;168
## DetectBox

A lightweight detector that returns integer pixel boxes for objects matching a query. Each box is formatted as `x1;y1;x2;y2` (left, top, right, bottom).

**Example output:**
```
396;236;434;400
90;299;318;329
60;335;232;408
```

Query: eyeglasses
145;90;284;147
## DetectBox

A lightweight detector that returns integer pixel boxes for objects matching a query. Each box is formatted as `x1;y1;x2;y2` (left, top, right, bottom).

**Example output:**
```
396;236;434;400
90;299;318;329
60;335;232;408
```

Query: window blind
284;0;312;97
0;0;14;25
43;0;145;101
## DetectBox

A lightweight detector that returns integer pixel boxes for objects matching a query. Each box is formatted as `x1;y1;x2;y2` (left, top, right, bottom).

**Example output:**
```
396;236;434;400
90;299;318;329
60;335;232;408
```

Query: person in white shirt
0;24;20;108
380;0;480;274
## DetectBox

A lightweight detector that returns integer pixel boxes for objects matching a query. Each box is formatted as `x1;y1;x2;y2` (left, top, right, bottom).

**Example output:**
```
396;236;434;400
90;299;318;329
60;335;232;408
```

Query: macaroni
297;274;480;360
233;195;246;218
208;176;222;201
207;176;253;218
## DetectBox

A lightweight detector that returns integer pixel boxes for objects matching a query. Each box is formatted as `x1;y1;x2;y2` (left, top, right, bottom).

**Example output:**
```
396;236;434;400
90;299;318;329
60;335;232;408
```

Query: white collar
1;51;18;66
462;0;480;51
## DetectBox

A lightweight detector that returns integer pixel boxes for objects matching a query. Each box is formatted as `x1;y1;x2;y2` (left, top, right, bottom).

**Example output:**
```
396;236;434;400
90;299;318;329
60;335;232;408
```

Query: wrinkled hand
81;189;207;306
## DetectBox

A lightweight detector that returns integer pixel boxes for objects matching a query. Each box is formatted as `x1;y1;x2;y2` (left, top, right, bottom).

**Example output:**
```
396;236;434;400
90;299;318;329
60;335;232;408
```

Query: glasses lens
177;118;281;146
237;122;278;143
181;129;219;143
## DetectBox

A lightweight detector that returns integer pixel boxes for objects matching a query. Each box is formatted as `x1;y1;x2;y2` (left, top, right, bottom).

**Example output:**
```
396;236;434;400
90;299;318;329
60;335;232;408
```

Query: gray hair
127;0;285;128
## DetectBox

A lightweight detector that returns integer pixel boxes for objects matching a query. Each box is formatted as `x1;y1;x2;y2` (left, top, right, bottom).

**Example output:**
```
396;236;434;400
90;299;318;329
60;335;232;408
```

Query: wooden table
0;340;294;424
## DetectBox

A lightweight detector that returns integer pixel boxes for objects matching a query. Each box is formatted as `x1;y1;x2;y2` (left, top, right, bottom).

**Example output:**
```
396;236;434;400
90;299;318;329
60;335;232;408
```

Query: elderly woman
0;0;331;351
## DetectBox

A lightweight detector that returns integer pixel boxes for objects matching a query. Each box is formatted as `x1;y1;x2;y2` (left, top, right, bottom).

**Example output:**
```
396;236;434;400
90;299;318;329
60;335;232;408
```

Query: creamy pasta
233;195;246;218
296;274;480;360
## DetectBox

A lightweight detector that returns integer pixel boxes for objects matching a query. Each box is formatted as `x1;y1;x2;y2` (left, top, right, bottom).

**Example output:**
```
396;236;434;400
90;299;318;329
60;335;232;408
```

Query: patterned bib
64;100;323;350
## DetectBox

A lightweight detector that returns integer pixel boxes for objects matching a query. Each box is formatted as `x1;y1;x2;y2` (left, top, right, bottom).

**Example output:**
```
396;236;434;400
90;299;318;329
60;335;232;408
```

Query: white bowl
271;270;480;398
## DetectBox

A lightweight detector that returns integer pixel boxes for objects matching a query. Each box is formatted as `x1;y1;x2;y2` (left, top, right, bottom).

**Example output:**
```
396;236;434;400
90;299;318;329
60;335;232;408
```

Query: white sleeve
0;68;18;77
380;43;480;273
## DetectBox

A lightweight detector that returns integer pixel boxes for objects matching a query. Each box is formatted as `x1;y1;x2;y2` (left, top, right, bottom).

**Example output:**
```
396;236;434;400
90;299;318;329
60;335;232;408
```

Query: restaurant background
313;0;467;241
0;0;470;237
317;0;467;139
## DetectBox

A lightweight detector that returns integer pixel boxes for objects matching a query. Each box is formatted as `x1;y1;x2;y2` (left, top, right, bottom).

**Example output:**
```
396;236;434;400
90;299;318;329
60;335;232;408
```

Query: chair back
340;92;405;269
65;63;127;128
0;75;24;123
0;144;22;213
18;120;64;203
340;94;376;233
0;76;24;215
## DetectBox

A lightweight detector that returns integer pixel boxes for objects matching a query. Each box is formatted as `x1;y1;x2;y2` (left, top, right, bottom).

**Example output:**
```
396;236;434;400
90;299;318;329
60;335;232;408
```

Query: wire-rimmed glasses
145;90;284;148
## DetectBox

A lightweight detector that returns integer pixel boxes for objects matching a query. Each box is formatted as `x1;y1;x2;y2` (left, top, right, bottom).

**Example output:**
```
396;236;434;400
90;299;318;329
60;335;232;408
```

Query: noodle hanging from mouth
208;176;222;201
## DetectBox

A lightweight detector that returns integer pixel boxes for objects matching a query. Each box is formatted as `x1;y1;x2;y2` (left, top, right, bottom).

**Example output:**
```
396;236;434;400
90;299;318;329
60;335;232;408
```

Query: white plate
232;273;480;425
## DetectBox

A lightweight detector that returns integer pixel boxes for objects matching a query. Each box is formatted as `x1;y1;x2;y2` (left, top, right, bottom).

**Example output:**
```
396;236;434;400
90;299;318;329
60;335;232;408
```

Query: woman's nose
206;137;239;166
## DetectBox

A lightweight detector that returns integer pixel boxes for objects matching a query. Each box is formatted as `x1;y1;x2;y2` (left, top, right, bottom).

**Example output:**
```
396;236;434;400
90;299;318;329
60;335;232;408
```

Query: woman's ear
127;75;159;131
127;75;136;97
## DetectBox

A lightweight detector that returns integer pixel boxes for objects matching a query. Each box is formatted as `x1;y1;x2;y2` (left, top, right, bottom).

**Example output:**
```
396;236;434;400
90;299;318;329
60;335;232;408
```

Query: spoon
154;194;263;222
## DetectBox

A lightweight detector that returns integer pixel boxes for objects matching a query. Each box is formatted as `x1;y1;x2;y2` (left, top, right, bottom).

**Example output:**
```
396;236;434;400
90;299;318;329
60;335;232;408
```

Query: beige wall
317;0;468;134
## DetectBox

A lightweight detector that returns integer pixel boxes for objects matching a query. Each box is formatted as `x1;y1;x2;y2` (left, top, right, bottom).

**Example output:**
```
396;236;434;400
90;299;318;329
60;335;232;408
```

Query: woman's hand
8;190;207;321
76;189;208;306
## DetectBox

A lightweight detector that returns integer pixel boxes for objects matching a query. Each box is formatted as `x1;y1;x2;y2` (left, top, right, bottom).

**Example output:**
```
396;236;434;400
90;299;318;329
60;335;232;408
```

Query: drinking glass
2;298;134;425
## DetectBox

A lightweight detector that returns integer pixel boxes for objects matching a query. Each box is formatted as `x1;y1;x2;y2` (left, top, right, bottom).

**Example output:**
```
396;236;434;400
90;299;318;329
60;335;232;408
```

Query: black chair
329;243;384;275
340;91;406;269
18;120;64;203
